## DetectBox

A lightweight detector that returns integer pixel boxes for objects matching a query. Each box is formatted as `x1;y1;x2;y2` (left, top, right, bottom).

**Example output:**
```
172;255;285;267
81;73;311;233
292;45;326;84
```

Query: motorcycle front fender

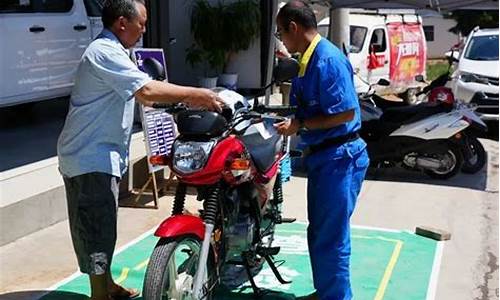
154;215;205;240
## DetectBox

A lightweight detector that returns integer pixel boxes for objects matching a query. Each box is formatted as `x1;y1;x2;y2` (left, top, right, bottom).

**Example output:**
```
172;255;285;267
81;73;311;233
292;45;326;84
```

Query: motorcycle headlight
172;140;216;174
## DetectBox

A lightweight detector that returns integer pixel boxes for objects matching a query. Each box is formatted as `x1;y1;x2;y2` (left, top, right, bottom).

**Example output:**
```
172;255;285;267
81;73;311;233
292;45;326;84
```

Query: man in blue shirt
57;1;221;299
274;1;369;299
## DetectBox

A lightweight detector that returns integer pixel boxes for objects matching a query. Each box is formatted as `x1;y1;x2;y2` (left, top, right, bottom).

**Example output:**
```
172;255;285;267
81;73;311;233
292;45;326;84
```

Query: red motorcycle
140;58;299;299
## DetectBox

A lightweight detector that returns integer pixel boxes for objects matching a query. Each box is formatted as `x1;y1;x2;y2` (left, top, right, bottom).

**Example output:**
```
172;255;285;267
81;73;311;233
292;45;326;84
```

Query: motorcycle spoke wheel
143;237;214;300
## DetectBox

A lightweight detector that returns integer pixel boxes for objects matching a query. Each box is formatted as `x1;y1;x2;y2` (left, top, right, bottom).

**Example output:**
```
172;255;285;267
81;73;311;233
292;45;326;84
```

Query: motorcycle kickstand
242;255;264;298
264;255;291;284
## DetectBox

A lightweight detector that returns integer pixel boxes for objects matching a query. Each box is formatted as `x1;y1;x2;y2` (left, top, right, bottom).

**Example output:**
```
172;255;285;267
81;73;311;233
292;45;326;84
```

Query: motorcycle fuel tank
176;110;227;137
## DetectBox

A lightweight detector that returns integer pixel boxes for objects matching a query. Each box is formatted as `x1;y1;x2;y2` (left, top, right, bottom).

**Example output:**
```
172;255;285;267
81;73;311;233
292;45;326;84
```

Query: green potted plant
187;0;261;89
218;0;261;90
186;0;225;88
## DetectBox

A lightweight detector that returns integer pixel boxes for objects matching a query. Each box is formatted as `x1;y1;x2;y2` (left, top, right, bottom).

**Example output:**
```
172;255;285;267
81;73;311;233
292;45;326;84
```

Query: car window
0;0;34;13
35;0;73;12
83;0;104;17
350;26;367;53
369;28;387;53
464;34;499;61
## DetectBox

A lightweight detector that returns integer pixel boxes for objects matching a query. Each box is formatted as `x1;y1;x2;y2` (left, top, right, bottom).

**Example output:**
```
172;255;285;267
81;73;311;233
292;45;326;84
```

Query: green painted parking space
42;222;440;300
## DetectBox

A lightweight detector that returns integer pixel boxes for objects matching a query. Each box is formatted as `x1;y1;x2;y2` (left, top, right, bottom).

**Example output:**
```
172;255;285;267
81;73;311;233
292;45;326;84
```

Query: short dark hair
101;0;145;29
277;0;317;30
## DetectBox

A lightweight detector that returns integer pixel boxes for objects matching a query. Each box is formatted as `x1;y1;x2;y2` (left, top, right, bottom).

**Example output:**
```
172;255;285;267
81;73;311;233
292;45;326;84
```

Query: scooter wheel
424;144;463;180
143;236;215;300
461;137;486;174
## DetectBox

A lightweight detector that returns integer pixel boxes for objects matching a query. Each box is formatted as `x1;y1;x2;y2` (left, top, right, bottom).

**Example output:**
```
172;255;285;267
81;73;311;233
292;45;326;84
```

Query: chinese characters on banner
387;22;426;84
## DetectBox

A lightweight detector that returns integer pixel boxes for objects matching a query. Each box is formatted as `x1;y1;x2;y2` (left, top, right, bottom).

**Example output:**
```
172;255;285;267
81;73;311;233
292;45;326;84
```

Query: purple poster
132;48;168;80
132;48;175;173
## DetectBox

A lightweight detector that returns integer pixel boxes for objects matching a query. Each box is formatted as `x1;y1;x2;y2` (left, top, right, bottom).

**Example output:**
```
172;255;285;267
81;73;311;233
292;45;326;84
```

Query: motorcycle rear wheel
424;144;463;180
461;137;486;174
143;236;215;300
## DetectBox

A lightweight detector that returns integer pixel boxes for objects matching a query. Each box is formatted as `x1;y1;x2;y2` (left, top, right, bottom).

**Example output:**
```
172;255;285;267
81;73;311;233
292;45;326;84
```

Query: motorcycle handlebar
151;103;186;113
254;105;297;116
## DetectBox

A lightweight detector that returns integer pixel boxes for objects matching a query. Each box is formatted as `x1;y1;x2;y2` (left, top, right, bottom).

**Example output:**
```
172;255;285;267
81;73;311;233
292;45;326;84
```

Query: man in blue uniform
274;1;369;299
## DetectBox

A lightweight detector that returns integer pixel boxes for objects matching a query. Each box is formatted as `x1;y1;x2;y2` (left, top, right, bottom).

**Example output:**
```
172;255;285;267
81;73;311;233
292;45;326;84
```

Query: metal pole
329;8;350;57
265;0;279;105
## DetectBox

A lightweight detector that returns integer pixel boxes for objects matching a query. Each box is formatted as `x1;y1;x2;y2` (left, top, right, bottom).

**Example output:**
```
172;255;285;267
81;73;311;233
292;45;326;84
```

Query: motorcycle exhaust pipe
415;157;442;171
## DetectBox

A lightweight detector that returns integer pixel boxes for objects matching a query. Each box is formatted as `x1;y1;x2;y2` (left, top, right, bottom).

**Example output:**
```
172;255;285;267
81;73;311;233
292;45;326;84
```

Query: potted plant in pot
186;0;225;88
218;0;261;90
187;0;261;89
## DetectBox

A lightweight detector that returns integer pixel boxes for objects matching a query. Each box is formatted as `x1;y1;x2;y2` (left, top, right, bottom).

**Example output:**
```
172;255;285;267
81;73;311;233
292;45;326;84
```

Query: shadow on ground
0;98;142;172
0;289;300;300
0;290;86;300
291;138;499;192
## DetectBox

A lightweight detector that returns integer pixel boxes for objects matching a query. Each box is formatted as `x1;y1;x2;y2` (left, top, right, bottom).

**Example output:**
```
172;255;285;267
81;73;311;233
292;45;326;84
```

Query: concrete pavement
0;139;498;300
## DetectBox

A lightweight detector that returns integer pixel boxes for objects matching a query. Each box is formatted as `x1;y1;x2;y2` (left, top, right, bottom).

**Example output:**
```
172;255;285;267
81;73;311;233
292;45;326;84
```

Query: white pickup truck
0;0;104;107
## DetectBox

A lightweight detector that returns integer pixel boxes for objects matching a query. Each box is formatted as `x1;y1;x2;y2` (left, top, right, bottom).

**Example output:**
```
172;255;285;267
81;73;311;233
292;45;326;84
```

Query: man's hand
274;118;300;136
134;82;224;112
183;88;223;112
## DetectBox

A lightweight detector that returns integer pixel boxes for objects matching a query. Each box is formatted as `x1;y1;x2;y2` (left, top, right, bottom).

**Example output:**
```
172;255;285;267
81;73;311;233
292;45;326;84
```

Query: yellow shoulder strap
298;34;322;77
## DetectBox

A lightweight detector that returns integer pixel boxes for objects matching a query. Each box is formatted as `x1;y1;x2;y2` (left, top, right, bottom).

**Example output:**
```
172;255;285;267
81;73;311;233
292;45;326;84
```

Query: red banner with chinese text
387;22;426;84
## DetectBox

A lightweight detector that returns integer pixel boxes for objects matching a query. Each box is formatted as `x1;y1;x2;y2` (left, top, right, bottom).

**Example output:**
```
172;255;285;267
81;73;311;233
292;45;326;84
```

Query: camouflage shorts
63;172;119;275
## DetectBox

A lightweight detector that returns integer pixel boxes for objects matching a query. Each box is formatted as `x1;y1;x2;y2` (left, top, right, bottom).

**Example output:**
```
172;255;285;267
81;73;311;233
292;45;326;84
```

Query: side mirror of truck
415;75;425;83
377;78;391;86
142;57;166;81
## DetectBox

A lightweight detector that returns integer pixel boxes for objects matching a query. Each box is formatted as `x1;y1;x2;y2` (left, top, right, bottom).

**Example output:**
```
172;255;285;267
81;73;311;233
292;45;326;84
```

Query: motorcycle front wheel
461;137;486;174
143;236;215;300
424;144;463;180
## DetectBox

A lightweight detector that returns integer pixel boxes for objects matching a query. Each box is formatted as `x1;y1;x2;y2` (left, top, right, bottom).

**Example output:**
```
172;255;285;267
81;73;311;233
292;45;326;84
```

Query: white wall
423;16;459;59
167;0;261;88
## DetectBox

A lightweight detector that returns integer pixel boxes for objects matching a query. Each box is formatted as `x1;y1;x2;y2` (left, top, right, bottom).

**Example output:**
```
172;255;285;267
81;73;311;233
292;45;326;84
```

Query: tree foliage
448;10;499;36
186;0;261;75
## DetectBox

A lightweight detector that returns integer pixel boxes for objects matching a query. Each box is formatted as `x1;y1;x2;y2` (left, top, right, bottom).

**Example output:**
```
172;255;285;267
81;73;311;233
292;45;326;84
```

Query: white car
449;27;499;121
0;0;104;108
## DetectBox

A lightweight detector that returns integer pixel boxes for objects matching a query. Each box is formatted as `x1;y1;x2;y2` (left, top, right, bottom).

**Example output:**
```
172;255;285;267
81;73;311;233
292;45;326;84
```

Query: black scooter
413;50;488;174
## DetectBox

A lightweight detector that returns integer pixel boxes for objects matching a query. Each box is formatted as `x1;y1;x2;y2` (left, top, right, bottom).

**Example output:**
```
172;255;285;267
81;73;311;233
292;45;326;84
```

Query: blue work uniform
290;34;369;300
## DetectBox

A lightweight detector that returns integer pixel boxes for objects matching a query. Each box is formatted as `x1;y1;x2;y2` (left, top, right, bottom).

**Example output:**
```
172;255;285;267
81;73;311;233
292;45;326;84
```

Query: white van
0;0;104;107
318;10;427;103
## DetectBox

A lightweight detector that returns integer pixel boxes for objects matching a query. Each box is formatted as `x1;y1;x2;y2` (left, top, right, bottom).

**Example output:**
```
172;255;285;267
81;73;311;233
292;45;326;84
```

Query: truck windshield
464;34;499;61
317;25;367;54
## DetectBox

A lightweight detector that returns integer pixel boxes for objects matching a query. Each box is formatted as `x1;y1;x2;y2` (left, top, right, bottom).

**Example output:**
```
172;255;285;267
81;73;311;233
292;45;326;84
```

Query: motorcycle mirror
415;75;425;83
142;57;166;81
273;57;299;84
252;58;299;110
445;49;459;65
377;78;391;86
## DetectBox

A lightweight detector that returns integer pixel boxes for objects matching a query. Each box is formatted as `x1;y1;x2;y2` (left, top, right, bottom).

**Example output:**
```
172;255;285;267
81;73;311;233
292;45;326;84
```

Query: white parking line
426;241;445;300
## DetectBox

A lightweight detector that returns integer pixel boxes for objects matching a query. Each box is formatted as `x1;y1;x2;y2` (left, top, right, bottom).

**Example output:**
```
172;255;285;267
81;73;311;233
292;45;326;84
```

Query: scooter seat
381;103;450;125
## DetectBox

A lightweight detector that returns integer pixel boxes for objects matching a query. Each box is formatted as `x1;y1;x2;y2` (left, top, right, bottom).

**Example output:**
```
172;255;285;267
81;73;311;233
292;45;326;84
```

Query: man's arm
134;80;222;112
275;109;354;136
